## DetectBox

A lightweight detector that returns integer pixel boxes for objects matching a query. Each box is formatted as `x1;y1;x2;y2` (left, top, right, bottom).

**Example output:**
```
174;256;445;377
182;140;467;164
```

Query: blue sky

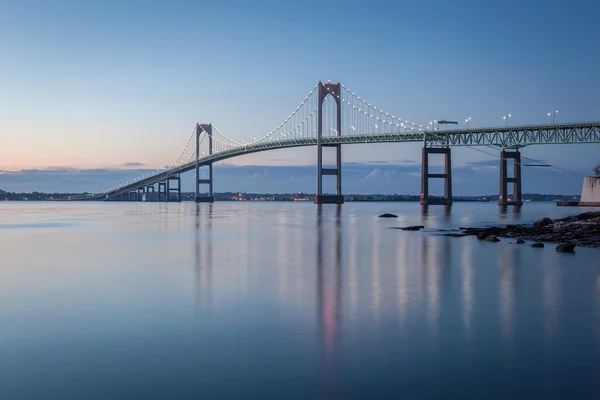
1;0;599;193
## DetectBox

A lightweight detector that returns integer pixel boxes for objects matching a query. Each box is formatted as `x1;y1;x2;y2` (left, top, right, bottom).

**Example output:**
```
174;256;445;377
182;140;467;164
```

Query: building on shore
580;176;600;206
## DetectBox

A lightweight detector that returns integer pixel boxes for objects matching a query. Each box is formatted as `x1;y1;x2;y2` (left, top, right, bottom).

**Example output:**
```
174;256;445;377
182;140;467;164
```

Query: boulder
533;217;553;229
556;243;576;253
379;213;398;218
485;235;500;242
531;243;544;248
477;230;491;240
516;239;525;244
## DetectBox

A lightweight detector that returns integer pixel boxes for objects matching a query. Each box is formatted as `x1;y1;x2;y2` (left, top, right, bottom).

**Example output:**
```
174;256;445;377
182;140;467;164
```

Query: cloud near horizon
122;162;146;168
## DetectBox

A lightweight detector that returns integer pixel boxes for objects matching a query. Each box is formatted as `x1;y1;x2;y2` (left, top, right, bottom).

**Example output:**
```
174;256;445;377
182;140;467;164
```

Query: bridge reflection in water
3;201;600;397
179;197;600;395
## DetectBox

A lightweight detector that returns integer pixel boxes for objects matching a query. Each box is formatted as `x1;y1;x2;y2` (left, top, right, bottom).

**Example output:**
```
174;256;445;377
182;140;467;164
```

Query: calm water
1;202;600;399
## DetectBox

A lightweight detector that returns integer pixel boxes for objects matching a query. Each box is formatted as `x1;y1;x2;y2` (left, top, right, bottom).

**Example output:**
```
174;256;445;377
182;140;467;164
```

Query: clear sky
1;0;599;192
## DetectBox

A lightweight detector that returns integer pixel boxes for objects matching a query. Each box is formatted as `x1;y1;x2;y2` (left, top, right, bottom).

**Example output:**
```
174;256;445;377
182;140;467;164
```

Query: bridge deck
105;122;600;198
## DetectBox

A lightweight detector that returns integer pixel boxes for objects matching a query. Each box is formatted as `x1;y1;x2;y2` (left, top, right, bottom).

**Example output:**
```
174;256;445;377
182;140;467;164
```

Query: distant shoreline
1;189;580;203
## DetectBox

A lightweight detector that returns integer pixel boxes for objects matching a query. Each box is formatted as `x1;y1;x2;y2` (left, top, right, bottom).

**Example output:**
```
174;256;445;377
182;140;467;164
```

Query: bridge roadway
106;121;600;199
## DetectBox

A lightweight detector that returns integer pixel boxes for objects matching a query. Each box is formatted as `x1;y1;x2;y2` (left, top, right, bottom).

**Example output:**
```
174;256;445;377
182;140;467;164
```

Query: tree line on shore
0;189;581;202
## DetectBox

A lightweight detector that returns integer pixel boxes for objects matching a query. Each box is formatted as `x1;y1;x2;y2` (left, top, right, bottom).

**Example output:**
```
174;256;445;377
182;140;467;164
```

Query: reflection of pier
316;205;342;375
461;238;475;342
194;204;213;311
498;246;521;349
542;262;560;346
420;232;453;341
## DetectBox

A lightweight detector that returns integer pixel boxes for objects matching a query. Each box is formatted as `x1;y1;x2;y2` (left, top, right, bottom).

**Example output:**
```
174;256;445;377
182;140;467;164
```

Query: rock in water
379;213;397;218
556;243;576;253
516;239;525;244
485;235;500;242
533;217;553;228
401;225;425;231
476;230;491;240
532;243;544;248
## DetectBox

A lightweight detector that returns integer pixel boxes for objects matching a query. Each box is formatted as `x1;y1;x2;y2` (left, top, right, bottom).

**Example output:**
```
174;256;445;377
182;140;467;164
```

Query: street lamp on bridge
503;114;512;127
465;117;472;129
547;110;558;124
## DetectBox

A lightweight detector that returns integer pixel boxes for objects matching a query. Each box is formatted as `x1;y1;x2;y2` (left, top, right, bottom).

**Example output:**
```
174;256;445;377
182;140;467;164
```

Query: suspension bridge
100;81;600;207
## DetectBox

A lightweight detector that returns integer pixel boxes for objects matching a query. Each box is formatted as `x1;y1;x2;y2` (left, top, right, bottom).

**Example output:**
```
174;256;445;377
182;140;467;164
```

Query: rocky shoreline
458;212;600;249
382;211;600;250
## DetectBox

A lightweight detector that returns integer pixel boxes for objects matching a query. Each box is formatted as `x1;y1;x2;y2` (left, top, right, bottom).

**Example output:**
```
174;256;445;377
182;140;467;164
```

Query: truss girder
104;122;600;199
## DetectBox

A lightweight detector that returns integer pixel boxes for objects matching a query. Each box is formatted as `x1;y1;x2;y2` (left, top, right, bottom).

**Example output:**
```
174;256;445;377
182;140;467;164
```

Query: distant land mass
0;189;580;203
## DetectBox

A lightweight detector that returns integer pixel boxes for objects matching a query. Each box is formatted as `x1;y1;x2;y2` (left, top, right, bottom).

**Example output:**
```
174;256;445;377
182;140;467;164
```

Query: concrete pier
420;147;452;206
498;149;523;207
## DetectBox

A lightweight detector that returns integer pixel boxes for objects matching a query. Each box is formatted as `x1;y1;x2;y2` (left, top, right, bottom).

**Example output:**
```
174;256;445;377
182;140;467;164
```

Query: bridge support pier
166;175;181;202
420;147;452;206
158;181;167;202
498;149;523;207
137;187;145;202
315;81;344;205
146;185;155;202
195;123;215;203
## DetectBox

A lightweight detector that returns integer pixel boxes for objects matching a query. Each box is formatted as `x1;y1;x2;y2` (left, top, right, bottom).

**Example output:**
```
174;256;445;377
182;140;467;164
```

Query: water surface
1;202;599;398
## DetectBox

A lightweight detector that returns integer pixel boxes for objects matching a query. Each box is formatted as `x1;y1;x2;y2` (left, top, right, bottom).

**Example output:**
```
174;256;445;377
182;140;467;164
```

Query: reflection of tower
371;214;381;320
316;204;342;376
499;204;522;220
276;208;291;299
498;247;518;348
348;214;359;316
421;235;440;335
542;261;560;346
443;205;451;221
395;225;409;324
460;238;475;342
194;203;213;311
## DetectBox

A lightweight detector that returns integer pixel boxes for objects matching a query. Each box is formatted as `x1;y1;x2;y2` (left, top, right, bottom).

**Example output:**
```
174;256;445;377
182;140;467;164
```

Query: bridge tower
166;174;181;202
498;149;523;207
420;143;453;206
195;123;215;203
315;81;343;204
158;181;167;202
